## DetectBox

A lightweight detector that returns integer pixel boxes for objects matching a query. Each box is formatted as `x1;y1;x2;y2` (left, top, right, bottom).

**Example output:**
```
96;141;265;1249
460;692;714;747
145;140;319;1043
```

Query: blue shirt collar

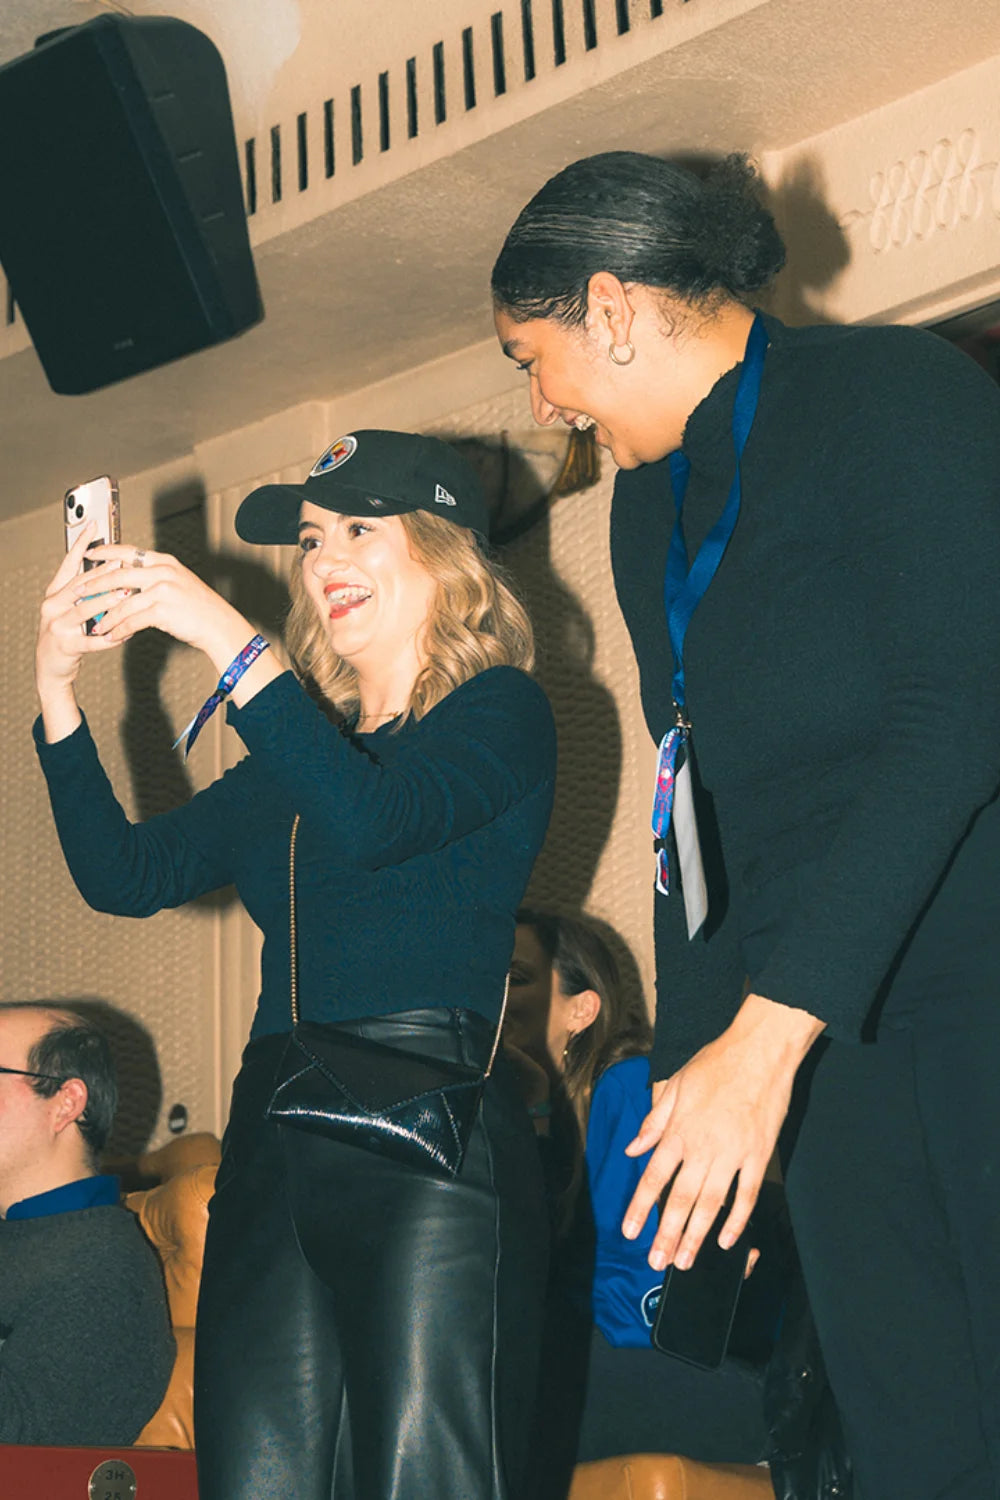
5;1173;120;1221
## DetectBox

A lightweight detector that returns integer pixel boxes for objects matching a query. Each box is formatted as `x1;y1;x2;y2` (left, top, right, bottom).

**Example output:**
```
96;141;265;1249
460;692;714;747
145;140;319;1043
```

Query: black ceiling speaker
0;14;263;395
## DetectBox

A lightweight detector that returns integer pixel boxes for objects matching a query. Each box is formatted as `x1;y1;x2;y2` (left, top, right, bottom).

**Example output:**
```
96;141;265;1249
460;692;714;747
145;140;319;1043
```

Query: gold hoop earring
609;339;635;366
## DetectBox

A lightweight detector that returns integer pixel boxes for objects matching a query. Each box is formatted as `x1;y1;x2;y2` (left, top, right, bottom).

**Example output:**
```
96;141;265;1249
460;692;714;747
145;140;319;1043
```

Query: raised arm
36;530;282;748
34;714;249;915
34;531;275;914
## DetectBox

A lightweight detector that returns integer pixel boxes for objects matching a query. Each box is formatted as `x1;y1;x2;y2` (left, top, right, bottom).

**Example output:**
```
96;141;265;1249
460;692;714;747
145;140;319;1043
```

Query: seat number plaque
88;1459;137;1500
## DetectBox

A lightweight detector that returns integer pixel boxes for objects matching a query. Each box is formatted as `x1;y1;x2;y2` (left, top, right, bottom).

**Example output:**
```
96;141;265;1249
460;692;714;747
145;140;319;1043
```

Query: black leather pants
193;1009;549;1500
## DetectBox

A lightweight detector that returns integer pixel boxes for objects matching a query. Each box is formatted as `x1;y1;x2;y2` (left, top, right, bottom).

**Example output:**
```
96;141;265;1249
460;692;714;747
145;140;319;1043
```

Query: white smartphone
64;475;121;635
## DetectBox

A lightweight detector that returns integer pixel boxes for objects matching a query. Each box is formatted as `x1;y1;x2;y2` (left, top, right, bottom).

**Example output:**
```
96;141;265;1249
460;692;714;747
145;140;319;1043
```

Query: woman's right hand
36;524;127;739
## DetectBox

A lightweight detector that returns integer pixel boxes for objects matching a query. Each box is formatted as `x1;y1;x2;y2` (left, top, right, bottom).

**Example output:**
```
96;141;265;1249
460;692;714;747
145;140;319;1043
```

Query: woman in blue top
34;430;557;1500
507;910;771;1492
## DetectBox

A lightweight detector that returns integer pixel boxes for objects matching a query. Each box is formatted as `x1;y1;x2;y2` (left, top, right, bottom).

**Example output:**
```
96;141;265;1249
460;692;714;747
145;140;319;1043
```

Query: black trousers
193;1010;549;1500
782;999;1000;1500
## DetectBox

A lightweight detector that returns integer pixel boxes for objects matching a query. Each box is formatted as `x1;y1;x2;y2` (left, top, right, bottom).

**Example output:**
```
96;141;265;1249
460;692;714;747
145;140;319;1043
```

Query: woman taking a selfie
34;429;556;1500
492;153;1000;1498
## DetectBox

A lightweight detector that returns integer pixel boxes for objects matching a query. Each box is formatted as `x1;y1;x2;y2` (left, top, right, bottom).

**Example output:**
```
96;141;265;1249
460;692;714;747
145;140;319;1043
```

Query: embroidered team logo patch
641;1284;662;1328
310;435;358;477
434;483;456;506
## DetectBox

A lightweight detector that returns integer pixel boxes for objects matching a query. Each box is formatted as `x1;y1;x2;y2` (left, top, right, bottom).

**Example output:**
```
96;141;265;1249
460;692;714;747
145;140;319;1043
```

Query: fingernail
676;1250;693;1270
649;1251;667;1272
719;1231;735;1249
622;1220;637;1239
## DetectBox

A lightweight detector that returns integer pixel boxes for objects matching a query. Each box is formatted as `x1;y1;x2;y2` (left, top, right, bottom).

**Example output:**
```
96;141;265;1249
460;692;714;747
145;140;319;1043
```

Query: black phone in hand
650;1199;754;1370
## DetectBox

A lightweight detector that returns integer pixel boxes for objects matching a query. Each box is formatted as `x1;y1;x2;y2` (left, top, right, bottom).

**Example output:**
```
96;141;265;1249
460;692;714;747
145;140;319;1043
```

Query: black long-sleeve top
35;667;556;1034
611;314;1000;1080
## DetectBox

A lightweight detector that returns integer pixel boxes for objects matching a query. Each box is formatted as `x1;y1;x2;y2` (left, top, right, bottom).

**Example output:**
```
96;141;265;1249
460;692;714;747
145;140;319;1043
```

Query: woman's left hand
622;993;824;1272
85;543;254;672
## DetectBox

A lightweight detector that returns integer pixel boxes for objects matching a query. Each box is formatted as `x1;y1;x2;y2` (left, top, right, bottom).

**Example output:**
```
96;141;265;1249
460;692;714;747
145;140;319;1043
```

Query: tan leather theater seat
125;1134;221;1450
568;1453;773;1499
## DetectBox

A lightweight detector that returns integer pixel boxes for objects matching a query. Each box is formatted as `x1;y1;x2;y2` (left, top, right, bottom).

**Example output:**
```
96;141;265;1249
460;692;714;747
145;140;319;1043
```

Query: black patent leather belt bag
264;816;506;1180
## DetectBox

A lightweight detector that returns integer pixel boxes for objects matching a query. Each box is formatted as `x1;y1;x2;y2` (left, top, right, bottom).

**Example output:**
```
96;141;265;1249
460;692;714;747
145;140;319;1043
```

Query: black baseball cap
235;429;490;545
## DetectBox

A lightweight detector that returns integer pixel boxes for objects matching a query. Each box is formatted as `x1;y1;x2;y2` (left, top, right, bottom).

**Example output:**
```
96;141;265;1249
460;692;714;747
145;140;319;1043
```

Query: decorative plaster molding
766;51;1000;326
840;129;996;253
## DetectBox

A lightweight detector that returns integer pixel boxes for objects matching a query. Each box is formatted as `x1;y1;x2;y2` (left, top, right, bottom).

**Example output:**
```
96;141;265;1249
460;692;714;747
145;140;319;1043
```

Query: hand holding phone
650;1197;754;1370
64;476;120;633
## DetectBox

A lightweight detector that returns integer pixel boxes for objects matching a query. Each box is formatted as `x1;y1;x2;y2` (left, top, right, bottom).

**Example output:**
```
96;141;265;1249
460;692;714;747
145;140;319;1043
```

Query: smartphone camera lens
75;505;85;519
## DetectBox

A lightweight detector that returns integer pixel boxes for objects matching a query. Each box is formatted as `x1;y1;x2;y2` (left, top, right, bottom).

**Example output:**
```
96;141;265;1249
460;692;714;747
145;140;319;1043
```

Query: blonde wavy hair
284;509;534;722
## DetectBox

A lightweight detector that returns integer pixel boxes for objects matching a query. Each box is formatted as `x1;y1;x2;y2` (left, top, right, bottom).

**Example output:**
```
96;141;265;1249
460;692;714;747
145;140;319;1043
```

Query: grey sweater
0;1204;175;1444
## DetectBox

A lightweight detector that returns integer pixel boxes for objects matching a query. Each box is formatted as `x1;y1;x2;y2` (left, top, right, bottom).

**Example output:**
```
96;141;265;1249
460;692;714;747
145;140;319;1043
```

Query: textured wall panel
430;393;657;1016
3;501;222;1151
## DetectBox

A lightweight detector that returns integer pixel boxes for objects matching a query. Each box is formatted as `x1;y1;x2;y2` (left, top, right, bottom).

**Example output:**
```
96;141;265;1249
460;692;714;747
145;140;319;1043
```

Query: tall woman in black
34;430;556;1500
492;155;1000;1498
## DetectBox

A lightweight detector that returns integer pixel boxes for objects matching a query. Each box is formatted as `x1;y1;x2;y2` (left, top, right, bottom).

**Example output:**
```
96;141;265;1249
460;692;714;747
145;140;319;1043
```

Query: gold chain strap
485;976;509;1077
288;813;508;1074
289;814;301;1026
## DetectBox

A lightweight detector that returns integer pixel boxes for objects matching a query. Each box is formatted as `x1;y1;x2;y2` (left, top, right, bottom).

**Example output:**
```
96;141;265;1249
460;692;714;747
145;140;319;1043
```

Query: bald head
0;1003;77;1055
0;1004;117;1213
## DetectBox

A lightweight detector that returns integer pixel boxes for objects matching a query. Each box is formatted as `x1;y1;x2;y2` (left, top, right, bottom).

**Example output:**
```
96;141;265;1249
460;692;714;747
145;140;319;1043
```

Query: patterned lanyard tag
651;722;708;936
652;724;686;895
653;313;769;938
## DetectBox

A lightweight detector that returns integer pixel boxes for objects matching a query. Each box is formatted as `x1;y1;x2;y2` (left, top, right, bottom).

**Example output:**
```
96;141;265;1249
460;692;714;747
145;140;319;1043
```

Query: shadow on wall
55;997;163;1157
664;148;851;328
513;507;622;915
119;480;289;909
446;434;622;917
761;155;852;326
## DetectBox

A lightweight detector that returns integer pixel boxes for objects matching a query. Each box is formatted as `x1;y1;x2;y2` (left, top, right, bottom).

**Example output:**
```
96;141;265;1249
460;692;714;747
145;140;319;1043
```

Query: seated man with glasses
0;1002;174;1445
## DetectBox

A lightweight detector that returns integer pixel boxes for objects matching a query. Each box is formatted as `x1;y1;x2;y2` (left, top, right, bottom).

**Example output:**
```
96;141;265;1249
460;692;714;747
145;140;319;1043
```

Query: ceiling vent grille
240;0;683;215
0;0;688;337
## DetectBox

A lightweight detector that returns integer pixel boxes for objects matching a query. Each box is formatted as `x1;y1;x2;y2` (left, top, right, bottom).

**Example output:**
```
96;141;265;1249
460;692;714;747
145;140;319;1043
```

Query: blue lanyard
664;311;769;716
174;633;271;758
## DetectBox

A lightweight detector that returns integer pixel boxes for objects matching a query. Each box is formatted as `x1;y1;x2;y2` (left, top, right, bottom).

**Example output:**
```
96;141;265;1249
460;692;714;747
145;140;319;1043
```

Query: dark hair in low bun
492;151;785;325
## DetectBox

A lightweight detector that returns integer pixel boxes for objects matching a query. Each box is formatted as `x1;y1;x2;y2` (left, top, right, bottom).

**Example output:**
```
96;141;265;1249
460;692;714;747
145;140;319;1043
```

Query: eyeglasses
0;1065;68;1083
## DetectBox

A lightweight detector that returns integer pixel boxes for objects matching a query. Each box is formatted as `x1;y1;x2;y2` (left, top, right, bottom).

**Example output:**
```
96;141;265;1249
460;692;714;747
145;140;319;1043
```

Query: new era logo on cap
435;484;457;507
